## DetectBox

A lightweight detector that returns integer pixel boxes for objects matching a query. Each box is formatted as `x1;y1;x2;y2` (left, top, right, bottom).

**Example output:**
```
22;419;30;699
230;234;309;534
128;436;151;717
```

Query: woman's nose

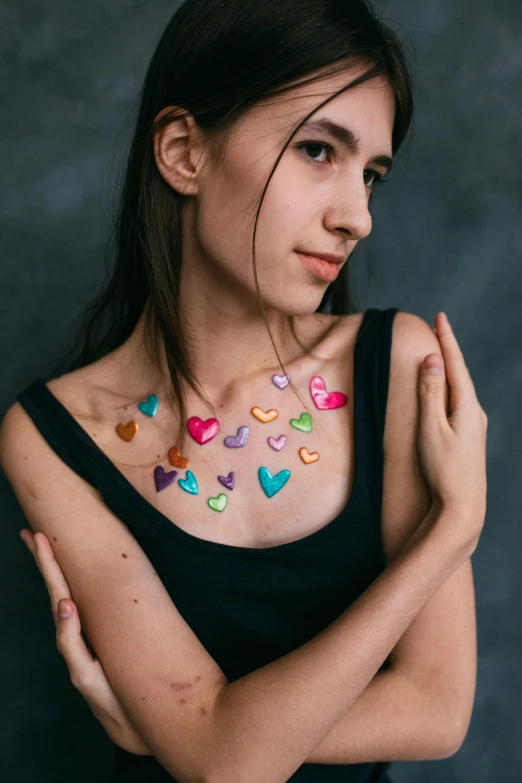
324;183;373;241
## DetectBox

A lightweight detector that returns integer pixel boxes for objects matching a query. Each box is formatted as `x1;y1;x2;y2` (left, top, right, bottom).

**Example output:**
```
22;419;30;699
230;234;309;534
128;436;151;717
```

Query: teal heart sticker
258;466;291;498
138;394;159;417
289;412;312;432
178;470;199;495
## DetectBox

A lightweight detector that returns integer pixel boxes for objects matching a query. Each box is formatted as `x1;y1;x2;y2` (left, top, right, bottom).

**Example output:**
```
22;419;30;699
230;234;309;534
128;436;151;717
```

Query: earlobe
153;108;200;197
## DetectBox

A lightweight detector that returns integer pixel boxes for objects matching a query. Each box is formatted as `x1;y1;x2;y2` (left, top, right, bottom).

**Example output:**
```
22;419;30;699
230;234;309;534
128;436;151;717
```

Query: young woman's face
183;64;395;315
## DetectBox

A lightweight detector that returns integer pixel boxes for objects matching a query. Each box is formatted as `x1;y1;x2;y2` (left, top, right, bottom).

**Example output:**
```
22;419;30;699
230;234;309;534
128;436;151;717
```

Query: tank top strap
15;378;109;494
353;307;400;540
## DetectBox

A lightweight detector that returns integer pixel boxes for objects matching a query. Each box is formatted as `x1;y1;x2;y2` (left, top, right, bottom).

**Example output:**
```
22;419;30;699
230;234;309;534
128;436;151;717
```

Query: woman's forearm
207;506;468;783
305;665;456;764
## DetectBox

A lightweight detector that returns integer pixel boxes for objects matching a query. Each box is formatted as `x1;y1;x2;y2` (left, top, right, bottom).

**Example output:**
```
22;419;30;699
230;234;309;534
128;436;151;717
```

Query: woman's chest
107;396;356;549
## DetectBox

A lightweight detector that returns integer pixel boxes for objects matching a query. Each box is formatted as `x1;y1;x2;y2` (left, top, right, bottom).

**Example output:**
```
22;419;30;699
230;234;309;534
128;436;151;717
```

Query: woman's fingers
434;312;480;417
26;531;73;624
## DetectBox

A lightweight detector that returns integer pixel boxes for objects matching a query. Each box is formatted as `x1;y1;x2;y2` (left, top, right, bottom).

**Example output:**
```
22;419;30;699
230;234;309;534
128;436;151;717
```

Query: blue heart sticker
258;466;291;498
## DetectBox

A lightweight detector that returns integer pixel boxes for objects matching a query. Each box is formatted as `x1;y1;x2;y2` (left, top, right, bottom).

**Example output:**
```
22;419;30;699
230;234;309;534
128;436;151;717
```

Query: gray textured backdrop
1;1;521;780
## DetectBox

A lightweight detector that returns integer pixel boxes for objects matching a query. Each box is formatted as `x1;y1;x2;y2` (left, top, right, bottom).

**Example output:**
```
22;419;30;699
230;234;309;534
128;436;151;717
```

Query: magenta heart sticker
187;415;220;444
267;434;286;451
272;373;291;389
309;375;347;410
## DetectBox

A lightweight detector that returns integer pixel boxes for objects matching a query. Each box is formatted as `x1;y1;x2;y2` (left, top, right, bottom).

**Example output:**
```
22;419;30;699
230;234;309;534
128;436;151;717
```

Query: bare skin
20;311;487;756
8;59;487;773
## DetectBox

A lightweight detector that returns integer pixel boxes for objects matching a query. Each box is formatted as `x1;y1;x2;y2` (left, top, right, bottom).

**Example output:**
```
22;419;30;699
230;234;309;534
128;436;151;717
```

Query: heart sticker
299;447;319;464
258;466;291;498
208;493;228;512
289;412;312;432
138;394;159;417
224;426;250;448
178;470;198;495
251;406;279;423
187;416;220;445
218;471;235;490
272;373;291;390
168;446;190;468
116;420;139;442
154;465;178;492
267;434;286;451
310;375;347;410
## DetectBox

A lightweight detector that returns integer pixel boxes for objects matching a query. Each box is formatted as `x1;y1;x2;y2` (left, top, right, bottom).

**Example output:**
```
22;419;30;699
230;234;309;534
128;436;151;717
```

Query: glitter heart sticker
178;470;198;495
208;493;228;512
116;420;139;442
224;426;250;448
218;471;235;490
299;447;319;464
154;465;178;492
310;375;347;410
258;466;291;498
251;406;279;423
272;373;291;390
187;416;220;445
138;394;159;417
267;434;286;451
168;446;190;468
289;412;312;432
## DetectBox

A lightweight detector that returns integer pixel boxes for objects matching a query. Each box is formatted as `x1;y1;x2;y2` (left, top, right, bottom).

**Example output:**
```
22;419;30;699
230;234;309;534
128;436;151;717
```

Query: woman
0;0;487;781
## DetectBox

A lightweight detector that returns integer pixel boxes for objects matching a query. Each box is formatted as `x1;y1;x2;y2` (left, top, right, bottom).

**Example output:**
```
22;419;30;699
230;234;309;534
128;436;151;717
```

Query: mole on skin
122;553;128;558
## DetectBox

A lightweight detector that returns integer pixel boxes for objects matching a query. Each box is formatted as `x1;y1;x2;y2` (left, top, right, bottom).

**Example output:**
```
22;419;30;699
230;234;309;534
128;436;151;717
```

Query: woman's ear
153;107;206;197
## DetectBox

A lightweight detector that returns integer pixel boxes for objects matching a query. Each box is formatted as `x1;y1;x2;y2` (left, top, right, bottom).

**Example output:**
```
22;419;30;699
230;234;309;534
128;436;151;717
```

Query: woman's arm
19;530;468;764
2;315;486;783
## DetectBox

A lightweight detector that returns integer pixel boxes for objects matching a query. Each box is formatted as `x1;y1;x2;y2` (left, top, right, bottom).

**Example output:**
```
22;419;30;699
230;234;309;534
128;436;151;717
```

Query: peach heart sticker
169;446;190;468
310;375;347;410
299;447;319;464
251;406;279;423
115;420;139;442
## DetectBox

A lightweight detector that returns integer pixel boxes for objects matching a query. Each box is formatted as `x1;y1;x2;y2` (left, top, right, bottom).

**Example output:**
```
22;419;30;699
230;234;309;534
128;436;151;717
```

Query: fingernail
424;356;444;374
59;600;72;619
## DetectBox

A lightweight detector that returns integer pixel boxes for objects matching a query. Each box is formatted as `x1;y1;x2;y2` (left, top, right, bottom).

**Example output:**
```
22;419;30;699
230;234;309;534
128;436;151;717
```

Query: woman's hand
20;528;152;756
417;311;488;556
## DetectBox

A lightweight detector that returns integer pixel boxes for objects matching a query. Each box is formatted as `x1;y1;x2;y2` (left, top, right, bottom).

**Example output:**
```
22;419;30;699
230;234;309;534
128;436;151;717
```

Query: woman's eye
297;142;389;190
364;169;388;189
297;142;333;165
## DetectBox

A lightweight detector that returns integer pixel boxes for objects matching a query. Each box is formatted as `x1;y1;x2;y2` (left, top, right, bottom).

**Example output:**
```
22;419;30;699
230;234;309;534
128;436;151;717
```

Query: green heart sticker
207;493;228;512
289;412;312;432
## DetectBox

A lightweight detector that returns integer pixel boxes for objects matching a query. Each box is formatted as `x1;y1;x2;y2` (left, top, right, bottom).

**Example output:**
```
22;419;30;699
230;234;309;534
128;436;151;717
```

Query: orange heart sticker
299;447;319;464
116;420;139;442
251;406;279;423
169;446;190;468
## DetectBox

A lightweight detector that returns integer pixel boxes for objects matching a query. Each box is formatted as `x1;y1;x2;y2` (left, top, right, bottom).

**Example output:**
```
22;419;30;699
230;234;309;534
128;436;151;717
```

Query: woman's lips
295;252;341;282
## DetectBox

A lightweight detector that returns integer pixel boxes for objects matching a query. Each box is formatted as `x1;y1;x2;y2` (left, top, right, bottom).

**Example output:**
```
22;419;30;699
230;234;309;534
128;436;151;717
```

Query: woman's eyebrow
299;117;393;172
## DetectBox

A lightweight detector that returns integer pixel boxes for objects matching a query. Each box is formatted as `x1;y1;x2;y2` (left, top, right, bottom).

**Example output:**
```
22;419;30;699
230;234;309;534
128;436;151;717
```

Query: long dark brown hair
50;0;415;453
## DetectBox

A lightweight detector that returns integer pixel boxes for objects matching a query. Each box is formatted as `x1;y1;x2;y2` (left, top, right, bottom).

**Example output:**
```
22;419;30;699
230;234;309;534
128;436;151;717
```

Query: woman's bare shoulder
381;311;449;563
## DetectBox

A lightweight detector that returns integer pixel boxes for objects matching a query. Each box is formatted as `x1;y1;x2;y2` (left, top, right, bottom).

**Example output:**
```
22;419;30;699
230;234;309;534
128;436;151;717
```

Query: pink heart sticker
187;416;220;444
268;434;286;451
309;375;347;410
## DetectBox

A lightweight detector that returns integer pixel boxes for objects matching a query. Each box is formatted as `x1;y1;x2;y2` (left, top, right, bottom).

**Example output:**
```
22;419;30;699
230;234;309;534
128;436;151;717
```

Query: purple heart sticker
218;471;235;490
224;425;250;448
268;434;286;451
154;465;178;492
272;373;291;389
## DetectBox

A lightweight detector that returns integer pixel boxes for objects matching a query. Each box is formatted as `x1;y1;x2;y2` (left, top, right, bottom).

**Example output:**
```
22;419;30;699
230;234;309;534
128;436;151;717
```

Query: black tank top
16;307;399;783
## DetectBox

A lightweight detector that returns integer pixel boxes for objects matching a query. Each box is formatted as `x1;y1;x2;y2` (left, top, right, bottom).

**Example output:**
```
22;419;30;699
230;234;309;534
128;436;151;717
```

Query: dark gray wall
1;1;521;780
